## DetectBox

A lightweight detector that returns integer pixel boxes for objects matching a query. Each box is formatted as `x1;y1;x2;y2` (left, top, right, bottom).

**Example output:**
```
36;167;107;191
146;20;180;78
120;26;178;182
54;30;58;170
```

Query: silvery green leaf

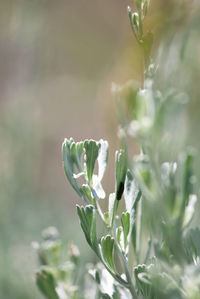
124;169;141;252
108;193;116;227
99;235;116;272
124;170;139;213
98;139;109;182
134;264;152;297
81;184;94;203
76;205;96;249
184;228;200;260
116;226;124;251
136;89;154;121
92;174;105;199
183;194;197;228
62;138;84;199
70;140;84;172
121;212;130;250
88;268;101;284
181;149;195;205
115;149;127;201
84;140;100;186
99;268;115;298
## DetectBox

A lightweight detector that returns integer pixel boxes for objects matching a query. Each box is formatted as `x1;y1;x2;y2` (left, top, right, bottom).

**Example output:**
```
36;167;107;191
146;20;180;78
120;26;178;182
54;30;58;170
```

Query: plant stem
136;197;142;264
116;242;138;298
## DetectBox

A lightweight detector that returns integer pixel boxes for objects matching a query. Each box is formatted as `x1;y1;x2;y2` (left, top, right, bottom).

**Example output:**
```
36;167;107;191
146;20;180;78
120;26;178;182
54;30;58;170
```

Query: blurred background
0;1;138;298
1;0;200;298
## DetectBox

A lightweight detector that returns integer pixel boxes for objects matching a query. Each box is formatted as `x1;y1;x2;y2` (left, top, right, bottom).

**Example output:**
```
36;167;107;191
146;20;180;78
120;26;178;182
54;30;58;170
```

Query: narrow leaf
84;140;100;185
115;150;127;201
98;139;109;182
62;139;83;199
100;235;116;272
121;212;130;249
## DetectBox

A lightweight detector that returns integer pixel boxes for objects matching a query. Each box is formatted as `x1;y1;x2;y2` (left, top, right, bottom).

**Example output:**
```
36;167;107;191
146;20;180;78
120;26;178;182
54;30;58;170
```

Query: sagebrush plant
35;1;200;298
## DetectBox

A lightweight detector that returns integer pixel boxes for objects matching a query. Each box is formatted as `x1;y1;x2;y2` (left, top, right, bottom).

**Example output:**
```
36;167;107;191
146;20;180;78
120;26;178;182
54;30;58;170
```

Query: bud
132;12;139;30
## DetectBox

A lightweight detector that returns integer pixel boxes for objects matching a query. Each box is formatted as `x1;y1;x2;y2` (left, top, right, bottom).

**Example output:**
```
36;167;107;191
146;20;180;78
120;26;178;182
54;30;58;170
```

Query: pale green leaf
84;140;100;186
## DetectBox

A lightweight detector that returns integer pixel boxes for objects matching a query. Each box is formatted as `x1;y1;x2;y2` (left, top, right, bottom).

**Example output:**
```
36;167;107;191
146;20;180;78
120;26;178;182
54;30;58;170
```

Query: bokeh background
0;1;137;298
1;0;200;298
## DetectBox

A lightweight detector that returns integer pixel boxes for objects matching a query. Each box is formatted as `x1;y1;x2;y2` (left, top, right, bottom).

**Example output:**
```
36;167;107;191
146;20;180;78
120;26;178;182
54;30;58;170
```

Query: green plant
36;1;200;298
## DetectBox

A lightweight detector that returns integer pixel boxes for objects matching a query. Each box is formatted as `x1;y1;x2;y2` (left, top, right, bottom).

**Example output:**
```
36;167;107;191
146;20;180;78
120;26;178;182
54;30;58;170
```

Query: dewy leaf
62;138;83;199
84;140;100;186
98;139;109;182
36;269;60;299
99;235;116;272
115;149;127;201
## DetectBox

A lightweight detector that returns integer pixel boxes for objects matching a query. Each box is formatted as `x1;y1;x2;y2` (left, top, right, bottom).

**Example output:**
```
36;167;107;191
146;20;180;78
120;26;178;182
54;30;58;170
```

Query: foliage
36;0;200;298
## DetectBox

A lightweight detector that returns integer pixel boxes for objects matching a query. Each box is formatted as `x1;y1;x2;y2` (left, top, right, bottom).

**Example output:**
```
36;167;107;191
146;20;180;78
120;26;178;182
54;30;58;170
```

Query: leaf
131;191;142;252
184;228;200;260
183;194;197;228
134;264;152;297
108;193;116;227
88;268;101;284
121;212;130;250
99;235;116;272
124;170;139;213
62;138;84;199
36;269;59;299
84;140;100;186
63;138;108;202
115;149;127;201
92;174;105;199
98;139;109;182
178;149;196;225
81;184;94;203
76;205;96;249
182;149;195;205
116;226;124;251
70;141;84;172
123;169;142;251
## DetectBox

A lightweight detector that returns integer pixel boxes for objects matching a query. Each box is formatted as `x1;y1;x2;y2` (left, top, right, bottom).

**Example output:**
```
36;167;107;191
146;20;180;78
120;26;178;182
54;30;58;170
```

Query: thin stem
94;200;106;224
138;10;143;39
115;242;138;299
136;197;142;264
